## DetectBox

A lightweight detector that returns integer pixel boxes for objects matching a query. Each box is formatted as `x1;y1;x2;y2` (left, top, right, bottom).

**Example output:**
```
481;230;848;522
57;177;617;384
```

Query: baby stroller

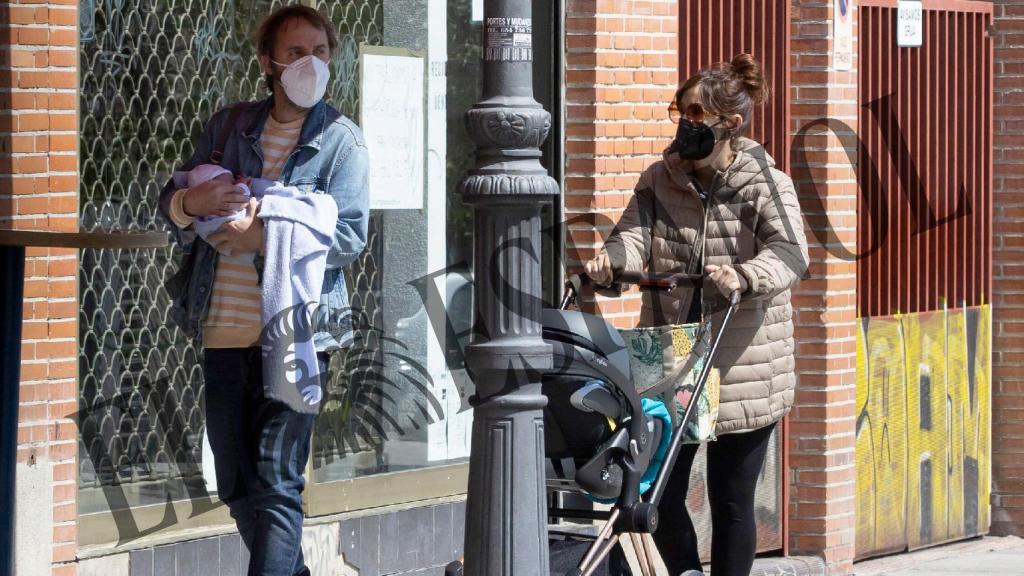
542;271;740;576
446;271;740;576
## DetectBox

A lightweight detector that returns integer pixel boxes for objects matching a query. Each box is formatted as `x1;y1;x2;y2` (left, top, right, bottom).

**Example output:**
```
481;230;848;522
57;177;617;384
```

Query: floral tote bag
618;321;720;443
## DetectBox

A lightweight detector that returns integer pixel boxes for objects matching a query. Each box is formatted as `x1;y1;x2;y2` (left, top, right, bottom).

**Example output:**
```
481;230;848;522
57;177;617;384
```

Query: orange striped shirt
169;110;308;348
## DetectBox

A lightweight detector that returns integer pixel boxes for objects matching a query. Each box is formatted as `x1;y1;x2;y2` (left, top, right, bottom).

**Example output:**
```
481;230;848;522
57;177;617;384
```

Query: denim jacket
157;96;370;352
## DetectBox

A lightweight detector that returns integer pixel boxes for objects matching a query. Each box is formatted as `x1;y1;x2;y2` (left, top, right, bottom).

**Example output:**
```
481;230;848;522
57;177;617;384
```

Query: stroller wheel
443;560;464;576
630;502;659;533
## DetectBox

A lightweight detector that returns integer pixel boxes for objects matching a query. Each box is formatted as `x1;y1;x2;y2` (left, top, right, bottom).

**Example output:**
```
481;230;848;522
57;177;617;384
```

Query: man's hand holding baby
207;198;264;257
181;178;249;218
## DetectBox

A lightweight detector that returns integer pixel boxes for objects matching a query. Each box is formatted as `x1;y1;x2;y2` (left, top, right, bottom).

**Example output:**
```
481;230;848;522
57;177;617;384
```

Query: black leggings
652;422;776;576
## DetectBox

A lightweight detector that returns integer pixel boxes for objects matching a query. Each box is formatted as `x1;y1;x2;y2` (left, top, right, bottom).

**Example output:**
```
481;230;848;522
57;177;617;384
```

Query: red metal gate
678;0;792;558
858;0;994;317
856;0;995;561
678;0;791;172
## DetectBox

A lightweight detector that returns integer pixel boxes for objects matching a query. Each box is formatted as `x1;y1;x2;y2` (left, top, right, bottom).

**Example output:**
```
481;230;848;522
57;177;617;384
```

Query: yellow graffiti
856;315;908;556
855;305;991;560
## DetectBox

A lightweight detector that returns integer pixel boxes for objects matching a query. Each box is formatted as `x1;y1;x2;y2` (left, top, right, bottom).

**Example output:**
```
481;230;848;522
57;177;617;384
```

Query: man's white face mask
271;54;331;109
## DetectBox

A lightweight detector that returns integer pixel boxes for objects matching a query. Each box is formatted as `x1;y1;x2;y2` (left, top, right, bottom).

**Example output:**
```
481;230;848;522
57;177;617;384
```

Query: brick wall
563;0;678;324
786;1;857;573
992;0;1024;538
1;1;80;575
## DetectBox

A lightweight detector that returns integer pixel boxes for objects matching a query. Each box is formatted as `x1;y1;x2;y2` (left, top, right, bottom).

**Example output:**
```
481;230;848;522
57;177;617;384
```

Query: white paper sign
833;0;854;71
897;0;923;47
426;372;473;462
361;51;425;210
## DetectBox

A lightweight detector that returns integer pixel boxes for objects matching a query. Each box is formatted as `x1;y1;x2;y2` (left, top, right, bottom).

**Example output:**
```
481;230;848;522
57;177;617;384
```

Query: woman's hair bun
730;53;769;105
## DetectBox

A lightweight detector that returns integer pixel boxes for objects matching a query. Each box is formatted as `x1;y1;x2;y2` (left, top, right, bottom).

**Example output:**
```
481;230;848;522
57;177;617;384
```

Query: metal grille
77;0;384;510
858;0;994;317
678;0;791;172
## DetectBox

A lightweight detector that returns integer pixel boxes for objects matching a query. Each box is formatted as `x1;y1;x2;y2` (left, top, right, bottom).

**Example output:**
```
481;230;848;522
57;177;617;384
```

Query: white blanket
257;185;339;414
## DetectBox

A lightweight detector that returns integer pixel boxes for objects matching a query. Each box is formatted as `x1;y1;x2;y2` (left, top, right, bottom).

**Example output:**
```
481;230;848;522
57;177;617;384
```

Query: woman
585;54;808;576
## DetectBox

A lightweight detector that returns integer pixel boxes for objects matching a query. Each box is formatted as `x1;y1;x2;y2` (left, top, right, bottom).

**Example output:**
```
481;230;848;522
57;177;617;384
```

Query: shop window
78;0;561;541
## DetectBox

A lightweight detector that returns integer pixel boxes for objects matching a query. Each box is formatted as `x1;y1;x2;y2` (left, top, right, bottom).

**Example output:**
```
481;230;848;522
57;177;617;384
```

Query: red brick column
563;0;678;327
992;0;1024;538
1;2;80;575
786;1;858;573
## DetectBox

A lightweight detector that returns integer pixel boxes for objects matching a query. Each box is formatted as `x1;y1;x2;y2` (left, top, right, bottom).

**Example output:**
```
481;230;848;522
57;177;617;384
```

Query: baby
172;164;277;241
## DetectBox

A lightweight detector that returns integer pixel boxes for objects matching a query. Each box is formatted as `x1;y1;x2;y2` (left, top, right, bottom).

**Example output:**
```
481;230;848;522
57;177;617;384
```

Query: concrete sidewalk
854;536;1024;576
592;529;1024;576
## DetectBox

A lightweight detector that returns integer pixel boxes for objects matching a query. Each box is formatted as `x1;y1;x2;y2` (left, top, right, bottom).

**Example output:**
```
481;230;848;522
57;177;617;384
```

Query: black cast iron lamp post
456;0;559;571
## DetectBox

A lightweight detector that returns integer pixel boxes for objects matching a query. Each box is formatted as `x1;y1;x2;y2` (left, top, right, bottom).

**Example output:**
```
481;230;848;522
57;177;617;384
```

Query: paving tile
339;518;361;567
452;500;466;560
153;546;175;576
379;511;405;574
175;540;197;576
239;534;251;573
432;504;455;567
220;534;241;576
195;537;220;576
358;513;382;576
398;506;433;570
129;549;153;576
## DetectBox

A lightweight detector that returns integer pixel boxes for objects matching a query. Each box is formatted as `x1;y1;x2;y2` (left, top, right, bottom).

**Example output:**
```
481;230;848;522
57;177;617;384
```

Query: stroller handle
612;270;703;290
561;272;741;310
574;270;703;290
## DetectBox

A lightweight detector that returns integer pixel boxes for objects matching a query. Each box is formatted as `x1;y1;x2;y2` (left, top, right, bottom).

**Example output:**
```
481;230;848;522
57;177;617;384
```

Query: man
157;5;369;575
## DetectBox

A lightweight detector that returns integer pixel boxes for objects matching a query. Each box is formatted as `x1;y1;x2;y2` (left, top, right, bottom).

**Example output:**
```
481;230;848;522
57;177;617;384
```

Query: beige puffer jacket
602;137;809;435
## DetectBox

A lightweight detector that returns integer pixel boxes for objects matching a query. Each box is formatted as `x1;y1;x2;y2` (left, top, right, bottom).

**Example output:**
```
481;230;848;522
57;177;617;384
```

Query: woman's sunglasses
668;101;723;125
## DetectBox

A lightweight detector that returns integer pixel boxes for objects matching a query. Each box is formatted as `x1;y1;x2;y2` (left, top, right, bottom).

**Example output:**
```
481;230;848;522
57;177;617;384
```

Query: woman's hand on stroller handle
583;251;614;286
569;269;742;308
704;264;746;300
582;252;705;291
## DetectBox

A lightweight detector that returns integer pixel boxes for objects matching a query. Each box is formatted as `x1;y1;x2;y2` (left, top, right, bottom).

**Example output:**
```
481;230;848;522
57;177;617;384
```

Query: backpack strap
209;104;244;166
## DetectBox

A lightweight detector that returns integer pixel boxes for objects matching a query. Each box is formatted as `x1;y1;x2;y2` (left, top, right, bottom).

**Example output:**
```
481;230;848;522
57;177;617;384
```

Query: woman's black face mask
672;118;724;160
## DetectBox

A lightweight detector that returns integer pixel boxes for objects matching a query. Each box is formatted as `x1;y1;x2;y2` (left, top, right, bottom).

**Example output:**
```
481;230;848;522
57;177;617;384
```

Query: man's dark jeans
202;347;323;576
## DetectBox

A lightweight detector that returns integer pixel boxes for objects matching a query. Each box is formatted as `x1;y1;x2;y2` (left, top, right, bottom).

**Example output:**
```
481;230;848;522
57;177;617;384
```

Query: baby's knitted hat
187;164;233;188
